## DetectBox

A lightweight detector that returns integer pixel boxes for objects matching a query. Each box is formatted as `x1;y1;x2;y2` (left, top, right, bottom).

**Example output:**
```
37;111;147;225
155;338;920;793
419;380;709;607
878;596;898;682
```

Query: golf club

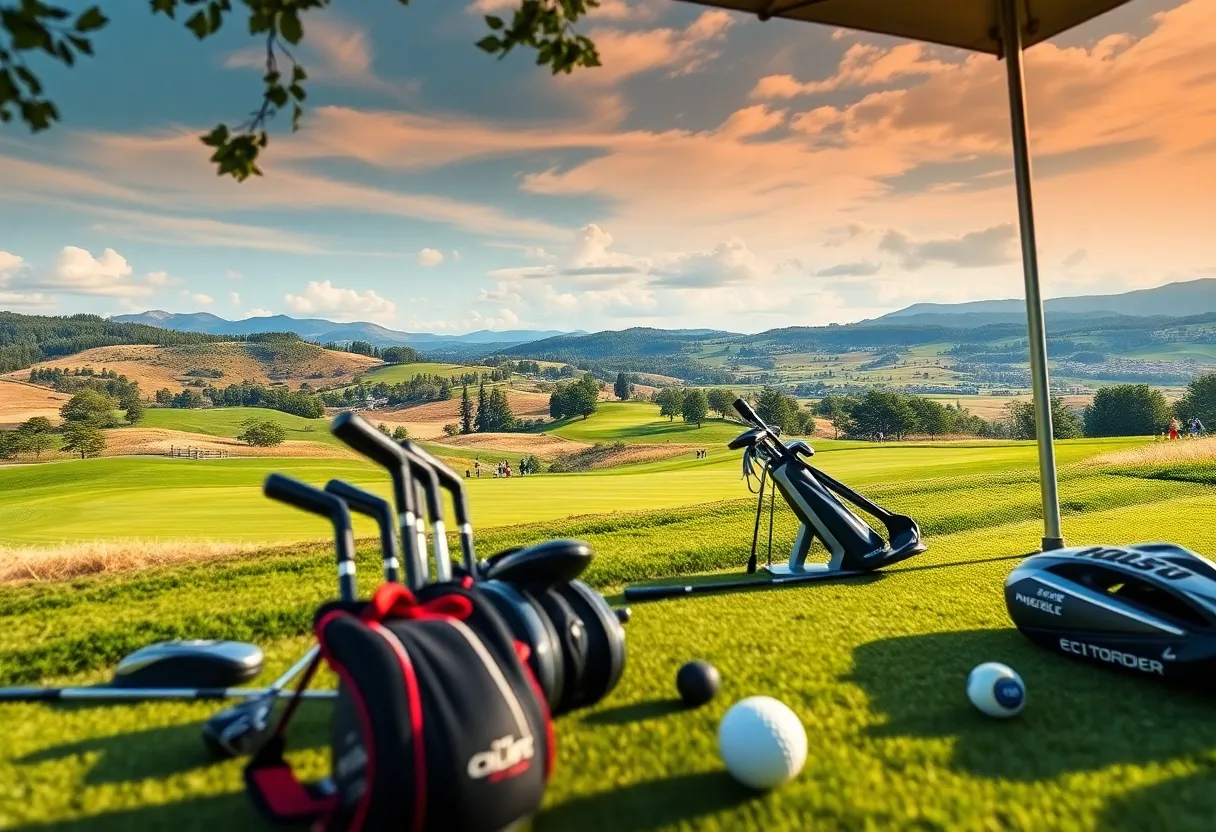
324;479;402;583
264;473;358;601
402;440;478;574
331;411;429;588
199;475;356;760
0;686;336;702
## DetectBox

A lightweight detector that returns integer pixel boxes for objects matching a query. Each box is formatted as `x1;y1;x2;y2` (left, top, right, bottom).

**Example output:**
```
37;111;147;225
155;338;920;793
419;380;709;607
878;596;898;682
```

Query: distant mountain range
876;278;1216;327
110;311;578;350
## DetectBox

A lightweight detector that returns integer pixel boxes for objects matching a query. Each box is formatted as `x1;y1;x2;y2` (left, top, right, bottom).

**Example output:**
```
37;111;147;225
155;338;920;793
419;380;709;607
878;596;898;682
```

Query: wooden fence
167;446;229;459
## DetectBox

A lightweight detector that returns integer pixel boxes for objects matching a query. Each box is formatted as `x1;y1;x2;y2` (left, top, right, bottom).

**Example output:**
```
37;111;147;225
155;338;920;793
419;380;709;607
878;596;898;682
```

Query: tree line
154;380;325;418
0;386;145;460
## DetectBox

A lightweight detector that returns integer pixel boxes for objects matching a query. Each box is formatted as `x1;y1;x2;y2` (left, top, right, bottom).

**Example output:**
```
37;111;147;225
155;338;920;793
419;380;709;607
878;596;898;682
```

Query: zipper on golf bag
244;580;554;832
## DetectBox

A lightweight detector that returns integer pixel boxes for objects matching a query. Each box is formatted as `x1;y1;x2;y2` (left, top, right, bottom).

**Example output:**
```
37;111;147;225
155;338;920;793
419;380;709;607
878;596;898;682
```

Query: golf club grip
325;480;401;582
622;584;694;601
265;474;350;521
733;397;762;427
331;411;408;470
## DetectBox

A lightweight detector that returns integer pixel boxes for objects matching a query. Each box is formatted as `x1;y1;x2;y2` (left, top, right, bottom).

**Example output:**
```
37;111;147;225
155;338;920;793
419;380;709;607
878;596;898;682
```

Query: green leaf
291;103;303;131
150;0;177;18
55;41;74;65
207;2;222;34
200;123;229;147
13;66;41;95
291;64;307;83
66;34;92;54
288;84;305;102
475;35;502;54
185;10;209;38
278;10;302;45
266;85;287;108
485;15;504;30
74;6;108;32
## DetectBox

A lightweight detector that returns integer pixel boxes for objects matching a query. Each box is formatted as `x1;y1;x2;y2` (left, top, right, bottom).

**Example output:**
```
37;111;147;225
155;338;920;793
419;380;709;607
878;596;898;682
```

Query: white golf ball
966;662;1026;718
717;696;808;789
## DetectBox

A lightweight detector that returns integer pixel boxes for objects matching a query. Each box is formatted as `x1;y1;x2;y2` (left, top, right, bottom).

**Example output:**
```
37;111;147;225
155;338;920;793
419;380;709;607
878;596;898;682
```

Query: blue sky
1;0;1213;334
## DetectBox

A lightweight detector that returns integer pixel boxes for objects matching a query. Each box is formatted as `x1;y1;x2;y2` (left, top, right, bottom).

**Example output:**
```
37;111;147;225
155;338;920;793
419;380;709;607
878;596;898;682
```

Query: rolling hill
112;311;575;349
6;341;379;394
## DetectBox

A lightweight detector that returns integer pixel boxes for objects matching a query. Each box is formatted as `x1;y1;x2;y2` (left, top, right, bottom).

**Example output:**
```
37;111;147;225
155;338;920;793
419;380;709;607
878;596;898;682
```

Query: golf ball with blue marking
966;662;1026;717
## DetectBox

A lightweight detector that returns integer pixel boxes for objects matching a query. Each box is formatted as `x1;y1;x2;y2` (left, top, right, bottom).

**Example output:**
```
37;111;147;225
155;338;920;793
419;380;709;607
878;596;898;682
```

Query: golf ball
966;662;1026;718
717;696;807;789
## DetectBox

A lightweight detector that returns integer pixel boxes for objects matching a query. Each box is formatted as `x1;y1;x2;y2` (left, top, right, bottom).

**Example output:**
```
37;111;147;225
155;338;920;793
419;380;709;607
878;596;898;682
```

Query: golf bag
244;579;553;832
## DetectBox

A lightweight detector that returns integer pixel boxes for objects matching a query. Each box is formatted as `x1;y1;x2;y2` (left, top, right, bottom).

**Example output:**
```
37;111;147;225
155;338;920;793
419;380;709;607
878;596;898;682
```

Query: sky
1;0;1214;335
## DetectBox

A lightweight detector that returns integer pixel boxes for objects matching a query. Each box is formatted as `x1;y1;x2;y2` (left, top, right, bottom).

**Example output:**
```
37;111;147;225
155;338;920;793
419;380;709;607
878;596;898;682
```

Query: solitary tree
613;372;632;402
681;388;709;427
392;425;409;441
573;374;599;420
122;395;145;425
2;2;603;181
237;419;286;446
655;388;685;422
60;421;106;458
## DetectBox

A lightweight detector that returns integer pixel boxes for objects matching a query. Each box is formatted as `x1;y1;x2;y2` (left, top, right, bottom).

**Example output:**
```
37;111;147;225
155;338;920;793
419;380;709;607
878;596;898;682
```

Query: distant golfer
474;458;481;478
1191;418;1205;438
1169;417;1180;441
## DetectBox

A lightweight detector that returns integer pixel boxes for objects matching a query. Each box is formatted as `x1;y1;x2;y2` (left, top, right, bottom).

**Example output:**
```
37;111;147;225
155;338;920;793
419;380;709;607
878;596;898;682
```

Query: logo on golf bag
1072;548;1192;581
1014;588;1063;615
1059;638;1165;675
467;733;535;782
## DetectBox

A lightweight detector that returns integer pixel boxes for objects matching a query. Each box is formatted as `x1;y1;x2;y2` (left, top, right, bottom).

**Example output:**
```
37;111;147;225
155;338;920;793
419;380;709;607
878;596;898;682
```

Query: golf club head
264;473;358;602
202;697;274;760
325;479;402;583
112;640;263;689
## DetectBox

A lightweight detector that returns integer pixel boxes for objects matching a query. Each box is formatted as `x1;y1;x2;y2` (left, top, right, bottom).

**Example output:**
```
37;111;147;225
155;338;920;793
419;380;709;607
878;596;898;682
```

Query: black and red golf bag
244;579;554;832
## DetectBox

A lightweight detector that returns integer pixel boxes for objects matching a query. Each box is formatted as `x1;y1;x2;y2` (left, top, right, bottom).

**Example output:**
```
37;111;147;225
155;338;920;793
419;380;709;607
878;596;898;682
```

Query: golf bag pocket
244;581;554;832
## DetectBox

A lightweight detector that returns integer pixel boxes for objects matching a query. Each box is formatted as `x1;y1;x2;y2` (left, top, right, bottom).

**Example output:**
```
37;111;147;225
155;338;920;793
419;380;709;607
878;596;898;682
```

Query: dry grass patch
433;432;590;459
0;380;70;428
102;428;356;459
1086;437;1216;468
0;539;272;584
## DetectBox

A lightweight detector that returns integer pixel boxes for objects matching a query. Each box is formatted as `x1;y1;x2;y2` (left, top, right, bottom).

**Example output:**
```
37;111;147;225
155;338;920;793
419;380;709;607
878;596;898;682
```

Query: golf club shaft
269;645;320;692
0;687;337;702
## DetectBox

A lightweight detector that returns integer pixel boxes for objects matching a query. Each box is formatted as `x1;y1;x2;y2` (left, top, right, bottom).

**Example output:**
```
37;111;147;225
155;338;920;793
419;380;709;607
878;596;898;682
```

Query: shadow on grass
12;793;256;831
616;570;885;605
581;698;685;726
1099;765;1216;832
16;703;329;787
846;628;1216;785
535;771;754;832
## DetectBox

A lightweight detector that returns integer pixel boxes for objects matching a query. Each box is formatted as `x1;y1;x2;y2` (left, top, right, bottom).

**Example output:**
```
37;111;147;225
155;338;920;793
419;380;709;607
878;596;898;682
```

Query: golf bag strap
360;581;474;624
245;655;338;826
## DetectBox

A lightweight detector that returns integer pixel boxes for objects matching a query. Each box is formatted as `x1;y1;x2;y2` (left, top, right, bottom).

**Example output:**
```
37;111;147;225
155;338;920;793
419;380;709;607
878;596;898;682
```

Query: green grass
141;407;341;447
3;448;1216;829
357;362;487;385
549;402;748;446
3;400;1214;829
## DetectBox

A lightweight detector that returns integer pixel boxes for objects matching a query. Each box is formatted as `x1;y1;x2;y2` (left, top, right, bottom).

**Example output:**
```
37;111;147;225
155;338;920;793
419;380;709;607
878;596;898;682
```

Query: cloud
145;270;184;288
878;224;1018;270
284;280;397;323
816;261;882;277
452;250;462;262
180;289;214;306
226;270;243;280
652;237;772;288
577;9;736;86
242;307;274;319
0;251;55;308
230;292;241;305
750;43;953;100
10;246;153;298
416;248;445;267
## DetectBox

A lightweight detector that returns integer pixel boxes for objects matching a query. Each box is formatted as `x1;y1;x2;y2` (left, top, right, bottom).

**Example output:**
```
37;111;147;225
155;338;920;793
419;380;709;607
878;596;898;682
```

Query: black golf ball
676;660;720;707
616;606;632;625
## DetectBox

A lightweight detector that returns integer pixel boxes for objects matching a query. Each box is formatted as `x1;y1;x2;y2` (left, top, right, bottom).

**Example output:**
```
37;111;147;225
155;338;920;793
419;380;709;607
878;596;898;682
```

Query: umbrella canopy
670;0;1138;552
672;0;1132;54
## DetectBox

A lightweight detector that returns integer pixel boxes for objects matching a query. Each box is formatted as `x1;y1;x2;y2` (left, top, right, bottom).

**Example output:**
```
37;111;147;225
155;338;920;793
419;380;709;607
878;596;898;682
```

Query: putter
324;479;402;583
331;411;429;589
201;475;358;760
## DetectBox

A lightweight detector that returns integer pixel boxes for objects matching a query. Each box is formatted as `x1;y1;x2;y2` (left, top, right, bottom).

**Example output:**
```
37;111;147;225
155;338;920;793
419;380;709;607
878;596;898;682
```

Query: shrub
237;419;287;447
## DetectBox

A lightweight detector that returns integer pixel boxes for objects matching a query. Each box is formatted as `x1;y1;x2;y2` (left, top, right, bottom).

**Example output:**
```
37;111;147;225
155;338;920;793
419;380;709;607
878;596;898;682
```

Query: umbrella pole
999;0;1065;551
